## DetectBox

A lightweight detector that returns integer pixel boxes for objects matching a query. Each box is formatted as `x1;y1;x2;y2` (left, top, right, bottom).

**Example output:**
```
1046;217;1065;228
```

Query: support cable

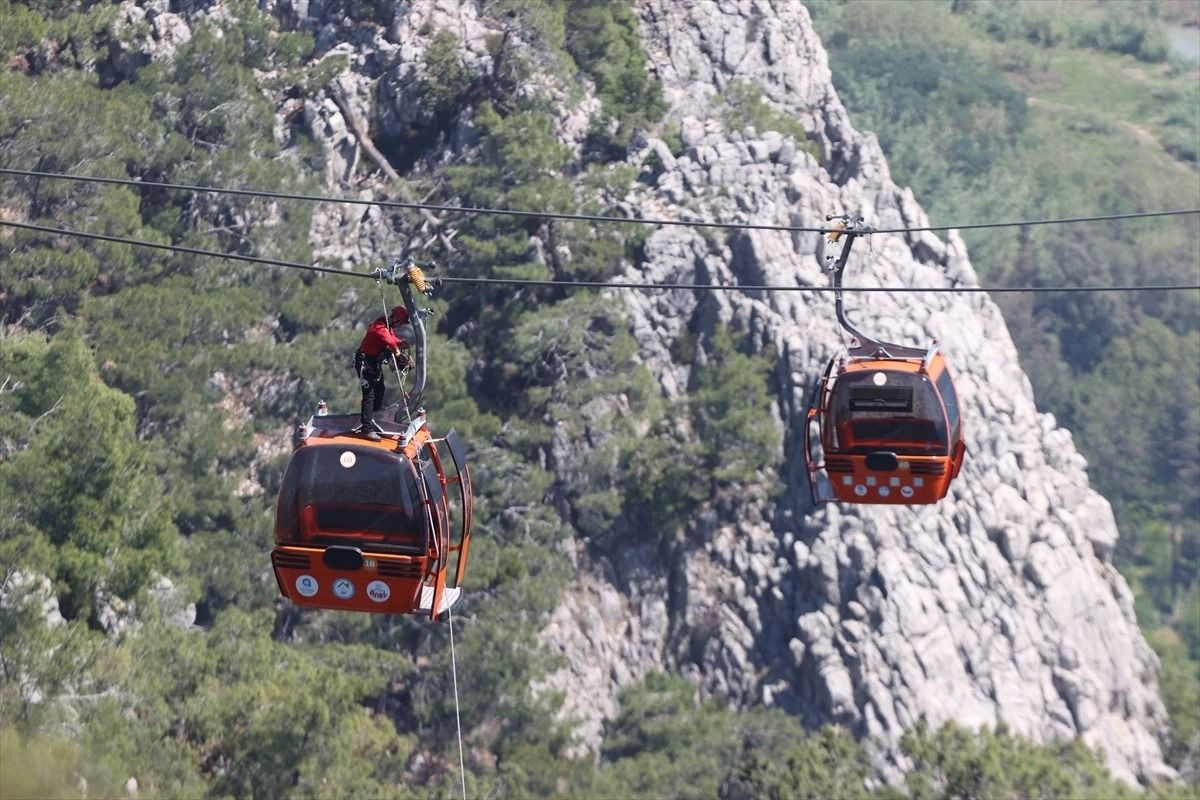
1;167;1198;235
448;607;467;800
2;218;1198;295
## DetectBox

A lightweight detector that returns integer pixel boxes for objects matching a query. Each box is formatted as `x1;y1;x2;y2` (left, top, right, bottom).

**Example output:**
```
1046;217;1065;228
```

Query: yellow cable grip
407;266;428;292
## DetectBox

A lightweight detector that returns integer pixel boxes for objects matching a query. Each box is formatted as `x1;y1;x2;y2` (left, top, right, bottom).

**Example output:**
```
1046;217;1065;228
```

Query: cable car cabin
805;346;965;505
271;402;473;620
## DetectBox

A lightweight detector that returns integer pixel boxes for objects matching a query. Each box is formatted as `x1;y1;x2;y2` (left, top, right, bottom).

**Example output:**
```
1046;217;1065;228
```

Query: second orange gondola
805;217;966;505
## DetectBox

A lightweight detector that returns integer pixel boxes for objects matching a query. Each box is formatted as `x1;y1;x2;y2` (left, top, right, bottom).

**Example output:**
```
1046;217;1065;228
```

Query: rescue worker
355;305;413;440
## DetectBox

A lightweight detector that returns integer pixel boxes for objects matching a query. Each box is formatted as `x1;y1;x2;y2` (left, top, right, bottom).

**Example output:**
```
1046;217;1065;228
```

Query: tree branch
328;85;400;183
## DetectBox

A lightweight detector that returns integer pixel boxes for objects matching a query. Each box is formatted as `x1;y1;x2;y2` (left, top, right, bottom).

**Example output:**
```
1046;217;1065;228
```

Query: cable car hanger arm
825;214;928;360
375;256;440;414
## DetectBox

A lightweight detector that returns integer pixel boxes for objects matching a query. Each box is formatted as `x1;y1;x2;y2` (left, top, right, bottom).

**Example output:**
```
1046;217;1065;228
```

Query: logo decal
366;581;391;603
295;575;319;597
332;578;355;600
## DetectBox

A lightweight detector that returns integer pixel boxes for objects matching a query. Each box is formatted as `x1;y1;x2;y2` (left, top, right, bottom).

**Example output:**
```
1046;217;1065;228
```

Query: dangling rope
448;607;467;800
375;279;414;423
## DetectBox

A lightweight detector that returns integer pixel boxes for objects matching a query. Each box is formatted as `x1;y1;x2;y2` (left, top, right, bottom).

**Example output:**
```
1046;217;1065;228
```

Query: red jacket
358;316;405;359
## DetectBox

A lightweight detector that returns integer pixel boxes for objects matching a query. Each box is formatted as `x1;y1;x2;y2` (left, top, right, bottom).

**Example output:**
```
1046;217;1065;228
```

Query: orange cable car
271;259;474;619
805;217;966;505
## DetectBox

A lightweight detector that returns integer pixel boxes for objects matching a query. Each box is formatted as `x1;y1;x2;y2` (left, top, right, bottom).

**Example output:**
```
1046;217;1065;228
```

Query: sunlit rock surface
272;0;1171;785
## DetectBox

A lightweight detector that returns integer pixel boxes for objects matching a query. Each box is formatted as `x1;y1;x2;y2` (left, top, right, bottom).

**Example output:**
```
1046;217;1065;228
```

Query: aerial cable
420;275;1200;294
0;218;364;278
2;218;1198;295
2;167;1198;235
448;607;467;800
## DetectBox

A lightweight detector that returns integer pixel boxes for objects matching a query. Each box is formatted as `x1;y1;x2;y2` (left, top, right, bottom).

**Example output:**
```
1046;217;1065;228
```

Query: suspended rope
3;219;1198;295
448;607;467;800
1;167;1198;235
374;278;412;423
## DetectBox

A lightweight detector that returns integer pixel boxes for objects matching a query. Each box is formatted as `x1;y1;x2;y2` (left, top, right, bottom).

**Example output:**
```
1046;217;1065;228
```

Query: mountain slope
519;0;1172;783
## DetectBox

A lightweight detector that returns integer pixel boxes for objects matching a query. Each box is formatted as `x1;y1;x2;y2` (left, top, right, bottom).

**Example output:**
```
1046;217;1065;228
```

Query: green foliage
619;418;707;533
690;329;782;487
617;328;782;538
0;325;179;622
0;71;166;322
477;0;570;110
832;41;1027;180
899;719;1139;800
1148;627;1200;772
444;99;635;428
977;0;1169;62
377;28;475;170
564;0;666;155
1070;320;1199;569
586;672;749;799
0;725;166;800
421;29;473;120
720;724;872;800
0;1;118;69
450;102;573;210
0;587;99;728
486;0;568;54
496;293;664;540
719;80;819;158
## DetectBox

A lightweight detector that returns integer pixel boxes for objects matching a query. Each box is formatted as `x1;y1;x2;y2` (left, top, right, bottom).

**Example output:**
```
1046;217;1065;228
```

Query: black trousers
357;357;385;426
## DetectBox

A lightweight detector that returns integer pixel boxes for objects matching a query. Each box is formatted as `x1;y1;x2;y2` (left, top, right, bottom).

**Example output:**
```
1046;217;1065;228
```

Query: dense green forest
0;0;1197;797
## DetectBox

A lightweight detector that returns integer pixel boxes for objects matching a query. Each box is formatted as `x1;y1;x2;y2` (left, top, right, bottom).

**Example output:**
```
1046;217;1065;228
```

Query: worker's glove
395;350;412;369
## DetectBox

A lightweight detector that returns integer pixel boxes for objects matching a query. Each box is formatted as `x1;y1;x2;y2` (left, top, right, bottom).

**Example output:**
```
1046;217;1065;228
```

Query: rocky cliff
113;0;1173;785
535;0;1172;785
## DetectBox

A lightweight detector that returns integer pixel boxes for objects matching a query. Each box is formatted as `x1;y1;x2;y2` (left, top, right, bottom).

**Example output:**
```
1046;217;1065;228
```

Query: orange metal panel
822;454;955;504
271;546;428;614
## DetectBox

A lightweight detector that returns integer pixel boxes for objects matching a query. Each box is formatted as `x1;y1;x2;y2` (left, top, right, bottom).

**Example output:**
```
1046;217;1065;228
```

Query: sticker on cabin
366;581;390;603
295;575;319;597
332;578;355;600
339;451;356;468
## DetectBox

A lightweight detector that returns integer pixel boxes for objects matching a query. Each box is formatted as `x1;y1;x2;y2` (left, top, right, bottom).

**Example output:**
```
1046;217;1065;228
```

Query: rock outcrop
265;0;1171;785
533;0;1172;785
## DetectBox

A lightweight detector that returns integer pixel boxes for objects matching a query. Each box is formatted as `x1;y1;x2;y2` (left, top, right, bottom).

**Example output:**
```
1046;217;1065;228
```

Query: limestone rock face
531;0;1172;785
0;571;65;629
110;0;194;78
252;0;1170;785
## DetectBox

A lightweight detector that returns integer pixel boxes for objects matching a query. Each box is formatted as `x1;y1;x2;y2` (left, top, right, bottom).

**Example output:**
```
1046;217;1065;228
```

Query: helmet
388;305;409;325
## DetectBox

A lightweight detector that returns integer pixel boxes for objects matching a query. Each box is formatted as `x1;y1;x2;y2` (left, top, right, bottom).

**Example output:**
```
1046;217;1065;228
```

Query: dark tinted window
830;370;948;454
297;446;413;506
275;444;426;550
937;369;960;429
